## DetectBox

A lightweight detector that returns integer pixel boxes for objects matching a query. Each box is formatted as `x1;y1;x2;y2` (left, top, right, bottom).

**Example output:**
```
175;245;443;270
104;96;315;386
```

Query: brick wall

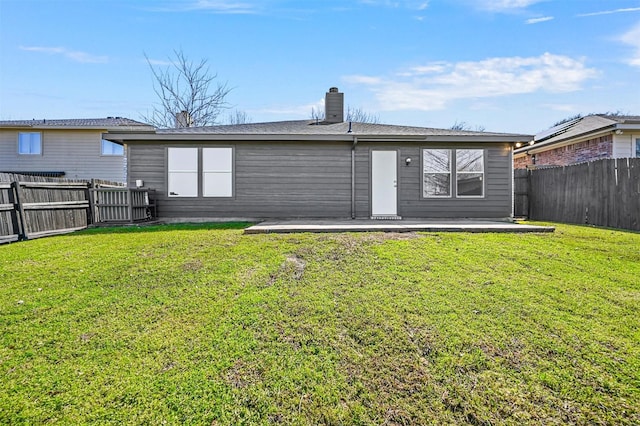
513;135;613;169
514;155;532;169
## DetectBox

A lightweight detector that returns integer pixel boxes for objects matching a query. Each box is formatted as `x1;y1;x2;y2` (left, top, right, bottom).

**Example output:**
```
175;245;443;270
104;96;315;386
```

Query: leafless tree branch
141;50;232;128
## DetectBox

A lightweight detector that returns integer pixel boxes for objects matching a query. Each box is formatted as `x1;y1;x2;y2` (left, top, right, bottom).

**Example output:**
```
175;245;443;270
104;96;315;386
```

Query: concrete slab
244;219;554;234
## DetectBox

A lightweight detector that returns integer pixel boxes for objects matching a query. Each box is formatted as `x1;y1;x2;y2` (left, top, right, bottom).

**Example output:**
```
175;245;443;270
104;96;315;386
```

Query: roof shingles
0;117;153;129
158;120;526;137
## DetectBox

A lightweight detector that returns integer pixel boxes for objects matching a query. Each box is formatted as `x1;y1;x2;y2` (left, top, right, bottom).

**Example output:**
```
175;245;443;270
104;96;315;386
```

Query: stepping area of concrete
244;219;554;234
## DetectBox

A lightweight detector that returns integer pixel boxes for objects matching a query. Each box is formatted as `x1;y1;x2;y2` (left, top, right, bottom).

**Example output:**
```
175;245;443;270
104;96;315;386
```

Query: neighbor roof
107;120;531;143
0;117;154;131
515;114;640;154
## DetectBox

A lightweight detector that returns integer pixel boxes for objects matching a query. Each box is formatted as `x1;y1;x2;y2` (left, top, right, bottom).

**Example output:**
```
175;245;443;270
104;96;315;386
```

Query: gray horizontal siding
128;140;513;219
355;143;512;218
128;142;352;218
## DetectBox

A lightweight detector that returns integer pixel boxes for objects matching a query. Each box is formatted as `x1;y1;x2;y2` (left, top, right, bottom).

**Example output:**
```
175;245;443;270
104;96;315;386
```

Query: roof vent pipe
325;87;344;124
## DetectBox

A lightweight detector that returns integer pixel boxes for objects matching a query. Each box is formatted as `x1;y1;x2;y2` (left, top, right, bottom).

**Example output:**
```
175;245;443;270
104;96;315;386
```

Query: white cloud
187;0;257;13
359;0;429;10
147;1;258;14
526;16;553;24
620;22;640;67
20;46;108;63
478;0;543;12
578;7;640;17
258;98;325;117
345;53;599;111
542;103;578;112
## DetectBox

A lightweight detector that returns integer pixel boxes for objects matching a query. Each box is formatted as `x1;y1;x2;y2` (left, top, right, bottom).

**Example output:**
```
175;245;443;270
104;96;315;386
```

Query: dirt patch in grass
267;254;306;286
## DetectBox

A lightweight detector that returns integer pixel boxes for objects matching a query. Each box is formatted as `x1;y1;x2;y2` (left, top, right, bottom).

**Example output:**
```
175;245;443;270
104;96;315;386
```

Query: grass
0;222;639;425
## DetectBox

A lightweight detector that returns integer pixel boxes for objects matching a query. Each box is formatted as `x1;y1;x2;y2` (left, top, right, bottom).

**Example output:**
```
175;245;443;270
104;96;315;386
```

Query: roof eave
1;125;155;131
105;132;531;144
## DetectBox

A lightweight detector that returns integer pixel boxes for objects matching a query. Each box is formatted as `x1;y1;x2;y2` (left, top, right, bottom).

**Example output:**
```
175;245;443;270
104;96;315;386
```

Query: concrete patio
244;219;555;234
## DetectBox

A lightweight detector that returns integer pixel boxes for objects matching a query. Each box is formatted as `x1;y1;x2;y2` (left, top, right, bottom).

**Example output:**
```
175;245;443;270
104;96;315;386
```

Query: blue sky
1;0;639;133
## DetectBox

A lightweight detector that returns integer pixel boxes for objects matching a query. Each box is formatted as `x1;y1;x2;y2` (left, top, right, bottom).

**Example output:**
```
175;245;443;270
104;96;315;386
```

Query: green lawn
1;223;638;425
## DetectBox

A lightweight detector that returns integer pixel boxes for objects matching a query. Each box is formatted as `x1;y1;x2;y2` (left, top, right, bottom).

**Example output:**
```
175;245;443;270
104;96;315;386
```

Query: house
105;88;531;221
514;114;640;169
0;117;154;182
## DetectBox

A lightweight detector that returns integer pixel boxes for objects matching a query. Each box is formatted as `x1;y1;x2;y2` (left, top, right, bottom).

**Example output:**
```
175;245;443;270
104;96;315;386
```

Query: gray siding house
0;118;154;182
106;89;530;220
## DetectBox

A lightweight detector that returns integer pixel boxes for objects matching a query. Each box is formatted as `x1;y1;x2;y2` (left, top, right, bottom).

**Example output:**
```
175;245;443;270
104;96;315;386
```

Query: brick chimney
324;87;344;123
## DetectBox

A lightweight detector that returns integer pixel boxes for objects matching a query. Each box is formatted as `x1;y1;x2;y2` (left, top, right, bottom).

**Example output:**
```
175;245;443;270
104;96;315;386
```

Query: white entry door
371;150;397;216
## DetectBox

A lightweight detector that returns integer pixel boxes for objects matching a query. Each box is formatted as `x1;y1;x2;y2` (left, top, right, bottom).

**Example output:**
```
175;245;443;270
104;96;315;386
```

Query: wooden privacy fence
0;180;90;243
91;188;156;224
0;174;155;243
522;158;640;231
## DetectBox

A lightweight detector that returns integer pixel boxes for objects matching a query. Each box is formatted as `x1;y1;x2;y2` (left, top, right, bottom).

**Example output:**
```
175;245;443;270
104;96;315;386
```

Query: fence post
85;181;94;225
127;189;133;222
12;181;27;240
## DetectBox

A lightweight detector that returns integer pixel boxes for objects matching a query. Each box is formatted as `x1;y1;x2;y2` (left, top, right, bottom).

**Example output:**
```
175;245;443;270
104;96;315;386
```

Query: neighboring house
0;118;154;182
106;88;530;221
514;114;640;169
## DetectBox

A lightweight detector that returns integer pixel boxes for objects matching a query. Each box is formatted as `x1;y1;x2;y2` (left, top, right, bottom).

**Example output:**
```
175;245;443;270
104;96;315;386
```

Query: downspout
351;136;358;219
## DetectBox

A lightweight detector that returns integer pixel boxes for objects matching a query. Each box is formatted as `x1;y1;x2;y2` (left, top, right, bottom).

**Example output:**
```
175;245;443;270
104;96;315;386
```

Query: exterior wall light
515;142;523;148
528;140;535;146
405;157;412;165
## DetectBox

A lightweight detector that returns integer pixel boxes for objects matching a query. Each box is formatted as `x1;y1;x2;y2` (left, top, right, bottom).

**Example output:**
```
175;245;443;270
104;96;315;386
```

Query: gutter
351;136;358;219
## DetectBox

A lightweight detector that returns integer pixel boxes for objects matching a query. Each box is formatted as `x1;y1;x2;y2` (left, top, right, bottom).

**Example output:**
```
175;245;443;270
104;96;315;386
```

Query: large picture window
203;148;233;197
456;149;484;197
168;148;198;197
167;147;233;198
18;132;42;155
423;149;451;197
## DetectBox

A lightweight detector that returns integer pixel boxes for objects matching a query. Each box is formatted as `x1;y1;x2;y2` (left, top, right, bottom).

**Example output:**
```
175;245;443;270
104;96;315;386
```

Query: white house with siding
0;118;154;182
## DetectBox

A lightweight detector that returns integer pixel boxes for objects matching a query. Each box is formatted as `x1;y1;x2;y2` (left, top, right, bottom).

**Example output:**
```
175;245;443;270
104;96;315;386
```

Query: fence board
528;158;640;231
513;169;529;217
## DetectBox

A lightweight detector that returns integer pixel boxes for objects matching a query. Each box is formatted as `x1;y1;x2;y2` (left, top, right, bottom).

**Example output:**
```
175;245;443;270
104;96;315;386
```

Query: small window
423;149;451;197
635;138;640;158
168;148;198;197
101;139;124;156
18;132;42;155
456;149;484;197
203;148;233;197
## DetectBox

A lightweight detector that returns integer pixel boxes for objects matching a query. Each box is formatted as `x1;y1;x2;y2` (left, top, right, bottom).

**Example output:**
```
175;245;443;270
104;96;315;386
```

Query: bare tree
310;105;379;123
450;120;486;132
310;106;325;122
142;50;232;128
226;109;251;125
346;106;379;124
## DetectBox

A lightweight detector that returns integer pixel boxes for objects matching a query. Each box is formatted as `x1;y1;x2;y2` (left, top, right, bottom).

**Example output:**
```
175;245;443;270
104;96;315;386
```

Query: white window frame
101;139;124;156
455;149;484;198
203;147;233;197
18;132;42;155
167;147;198;197
422;149;452;198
